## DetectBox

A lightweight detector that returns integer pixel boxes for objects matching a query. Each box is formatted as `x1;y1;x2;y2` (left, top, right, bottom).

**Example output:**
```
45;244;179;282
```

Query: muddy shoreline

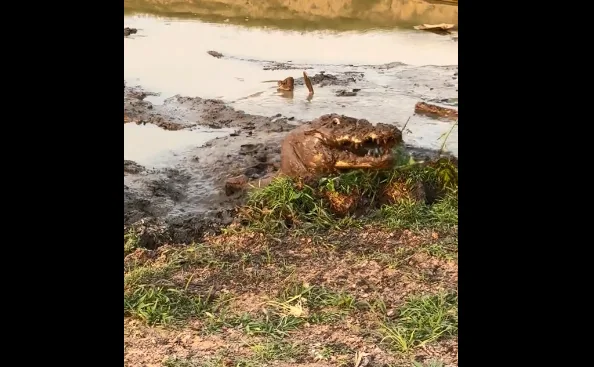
124;80;455;247
124;82;295;247
124;24;457;245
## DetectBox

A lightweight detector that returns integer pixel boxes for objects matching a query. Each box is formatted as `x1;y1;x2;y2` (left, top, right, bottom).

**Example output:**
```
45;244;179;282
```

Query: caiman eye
331;118;341;126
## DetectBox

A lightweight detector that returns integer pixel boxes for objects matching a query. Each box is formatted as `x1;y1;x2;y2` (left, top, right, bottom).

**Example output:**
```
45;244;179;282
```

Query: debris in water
303;71;314;95
207;51;224;58
415;102;458;121
124;27;137;37
414;23;456;35
336;90;358;97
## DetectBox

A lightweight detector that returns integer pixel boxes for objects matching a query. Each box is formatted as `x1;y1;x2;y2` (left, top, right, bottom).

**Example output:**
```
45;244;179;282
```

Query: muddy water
124;15;458;154
124;123;233;168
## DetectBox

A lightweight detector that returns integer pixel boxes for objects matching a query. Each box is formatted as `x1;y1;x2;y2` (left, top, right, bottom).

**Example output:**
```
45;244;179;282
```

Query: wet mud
124;84;296;246
124;51;458;247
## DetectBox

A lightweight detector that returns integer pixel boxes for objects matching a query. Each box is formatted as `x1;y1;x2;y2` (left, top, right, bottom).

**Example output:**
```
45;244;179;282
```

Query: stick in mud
303;71;314;95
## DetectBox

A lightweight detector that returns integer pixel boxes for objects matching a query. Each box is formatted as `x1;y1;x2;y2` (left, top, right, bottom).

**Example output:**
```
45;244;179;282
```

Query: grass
124;156;458;366
413;360;446;367
163;340;305;367
124;228;140;256
124;285;214;326
378;189;457;230
234;312;305;338
239;157;458;233
249;340;305;362
380;292;458;353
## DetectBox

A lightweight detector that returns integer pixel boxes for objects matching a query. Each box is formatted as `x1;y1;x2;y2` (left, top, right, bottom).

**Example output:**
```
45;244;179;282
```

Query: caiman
224;114;403;196
280;113;403;178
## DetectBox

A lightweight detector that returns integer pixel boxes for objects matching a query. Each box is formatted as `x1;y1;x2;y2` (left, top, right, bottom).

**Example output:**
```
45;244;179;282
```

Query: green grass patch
199;310;307;338
239;157;458;233
235;312;305;338
249;340;305;362
163;356;227;367
422;237;458;261
378;189;457;230
124;285;214;325
163;357;202;367
275;282;362;324
163;340;305;367
124;228;140;256
242;176;335;232
412;360;446;367
380;292;458;353
195;284;362;338
124;243;231;326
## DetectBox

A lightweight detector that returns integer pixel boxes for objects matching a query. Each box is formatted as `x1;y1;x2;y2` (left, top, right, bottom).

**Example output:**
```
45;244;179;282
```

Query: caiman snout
280;113;404;178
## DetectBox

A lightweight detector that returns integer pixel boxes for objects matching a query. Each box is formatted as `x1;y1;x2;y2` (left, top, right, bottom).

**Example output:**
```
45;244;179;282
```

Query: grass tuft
239;157;458;233
412;360;446;367
124;285;214;325
124;228;140;255
242;176;335;232
249;340;304;362
380;292;458;353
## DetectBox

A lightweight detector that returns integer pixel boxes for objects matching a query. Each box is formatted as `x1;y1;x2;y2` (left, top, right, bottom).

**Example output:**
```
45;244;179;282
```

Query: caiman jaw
335;161;377;168
334;135;397;159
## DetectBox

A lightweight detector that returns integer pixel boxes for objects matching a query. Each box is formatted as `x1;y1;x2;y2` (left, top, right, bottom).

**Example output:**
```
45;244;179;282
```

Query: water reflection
124;0;458;31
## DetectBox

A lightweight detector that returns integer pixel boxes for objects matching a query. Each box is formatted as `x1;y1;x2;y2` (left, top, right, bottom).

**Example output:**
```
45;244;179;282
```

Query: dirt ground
124;227;458;367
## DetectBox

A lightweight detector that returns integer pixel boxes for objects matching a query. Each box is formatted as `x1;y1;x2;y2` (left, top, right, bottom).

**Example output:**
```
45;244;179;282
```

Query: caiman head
281;114;403;177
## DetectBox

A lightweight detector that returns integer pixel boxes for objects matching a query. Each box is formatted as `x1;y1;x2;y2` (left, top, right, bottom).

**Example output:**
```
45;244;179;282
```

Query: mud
125;31;457;247
124;83;297;246
124;81;454;247
294;72;365;88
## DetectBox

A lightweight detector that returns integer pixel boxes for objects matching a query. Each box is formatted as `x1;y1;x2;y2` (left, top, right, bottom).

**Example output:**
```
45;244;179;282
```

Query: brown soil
124;227;458;367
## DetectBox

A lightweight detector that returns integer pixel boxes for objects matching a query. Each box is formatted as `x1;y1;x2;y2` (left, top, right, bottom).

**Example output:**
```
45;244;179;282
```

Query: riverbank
124;0;458;31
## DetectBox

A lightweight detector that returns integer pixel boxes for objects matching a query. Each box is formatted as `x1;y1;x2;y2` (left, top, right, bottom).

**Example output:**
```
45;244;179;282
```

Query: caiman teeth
365;147;384;157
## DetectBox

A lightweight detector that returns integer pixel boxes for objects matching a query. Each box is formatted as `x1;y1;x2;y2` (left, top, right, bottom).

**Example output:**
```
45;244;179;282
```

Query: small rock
336;90;358;97
225;175;248;196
